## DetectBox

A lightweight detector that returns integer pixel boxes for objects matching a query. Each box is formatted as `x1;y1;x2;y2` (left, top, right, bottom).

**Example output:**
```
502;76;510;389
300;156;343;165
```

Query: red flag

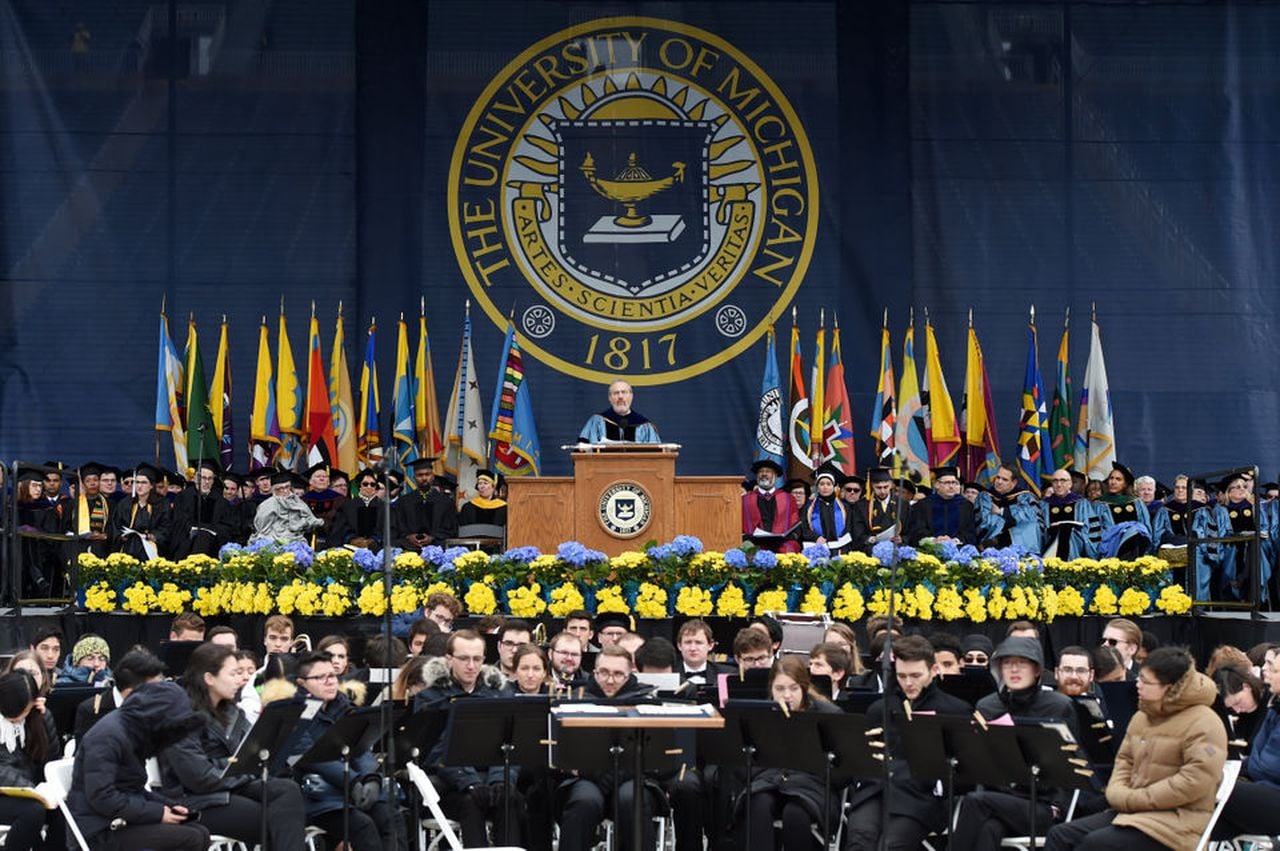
305;306;337;466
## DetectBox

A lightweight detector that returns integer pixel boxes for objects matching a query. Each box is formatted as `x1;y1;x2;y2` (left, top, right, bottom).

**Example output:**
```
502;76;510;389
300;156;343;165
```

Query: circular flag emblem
598;481;653;538
448;17;819;384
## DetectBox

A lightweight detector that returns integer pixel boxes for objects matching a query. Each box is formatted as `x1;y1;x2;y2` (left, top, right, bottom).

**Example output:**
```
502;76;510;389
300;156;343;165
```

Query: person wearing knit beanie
59;634;112;686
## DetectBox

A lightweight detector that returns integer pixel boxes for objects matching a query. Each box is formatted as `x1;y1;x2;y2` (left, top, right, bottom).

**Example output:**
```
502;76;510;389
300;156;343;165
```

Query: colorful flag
1016;317;1050;495
330;305;356;473
275;303;304;471
810;313;825;466
822;317;856;474
960;319;1000;485
1049;312;1074;472
896;318;930;485
488;321;542;476
444;304;489;503
1074;313;1116;477
304;306;337;467
392;315;419;476
754;327;785;465
786;312;813;480
249;317;280;470
415;301;445;472
922;317;961;466
155;306;187;472
184;317;219;471
870;310;896;463
209;316;234;471
356;320;382;469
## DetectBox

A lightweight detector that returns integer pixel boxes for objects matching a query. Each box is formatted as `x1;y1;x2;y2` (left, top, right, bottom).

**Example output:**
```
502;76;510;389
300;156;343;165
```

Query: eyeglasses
302;673;338;683
1100;637;1121;646
738;654;772;665
499;640;522;649
1057;666;1091;676
553;648;582;658
595;669;628;681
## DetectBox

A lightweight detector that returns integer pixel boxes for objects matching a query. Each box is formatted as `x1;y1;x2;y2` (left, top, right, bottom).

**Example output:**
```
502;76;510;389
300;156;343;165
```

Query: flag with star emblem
444;303;488;503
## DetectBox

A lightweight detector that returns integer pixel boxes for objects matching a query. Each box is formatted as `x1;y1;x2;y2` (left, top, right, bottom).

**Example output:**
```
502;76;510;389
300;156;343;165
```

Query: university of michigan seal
448;17;819;384
598;481;653;538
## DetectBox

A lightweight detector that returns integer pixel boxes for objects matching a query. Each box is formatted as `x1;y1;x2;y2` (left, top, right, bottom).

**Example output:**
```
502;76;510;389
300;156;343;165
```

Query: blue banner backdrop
2;2;1279;483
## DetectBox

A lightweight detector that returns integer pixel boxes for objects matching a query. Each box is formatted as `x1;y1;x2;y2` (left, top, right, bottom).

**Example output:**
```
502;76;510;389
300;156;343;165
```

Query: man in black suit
842;635;972;850
675;619;727;685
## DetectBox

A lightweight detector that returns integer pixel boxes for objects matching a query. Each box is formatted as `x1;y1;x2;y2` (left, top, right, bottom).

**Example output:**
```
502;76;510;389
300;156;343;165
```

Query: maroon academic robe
741;489;801;553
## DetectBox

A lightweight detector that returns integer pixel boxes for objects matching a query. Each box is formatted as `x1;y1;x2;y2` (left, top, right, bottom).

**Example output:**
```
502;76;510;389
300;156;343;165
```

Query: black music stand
223;698;307;851
936;666;998;707
390;707;449;846
444;697;552;845
295;705;392;851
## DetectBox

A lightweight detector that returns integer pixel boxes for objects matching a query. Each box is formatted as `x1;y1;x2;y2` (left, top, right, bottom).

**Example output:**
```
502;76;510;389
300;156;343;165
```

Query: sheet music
633;703;717;717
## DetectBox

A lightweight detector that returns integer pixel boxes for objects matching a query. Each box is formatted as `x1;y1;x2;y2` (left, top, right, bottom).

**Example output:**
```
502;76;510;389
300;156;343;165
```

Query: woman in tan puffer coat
1044;646;1228;850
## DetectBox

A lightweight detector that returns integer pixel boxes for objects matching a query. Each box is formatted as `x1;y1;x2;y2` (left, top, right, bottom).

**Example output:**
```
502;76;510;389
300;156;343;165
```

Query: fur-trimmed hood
421;655;506;692
260;677;298;707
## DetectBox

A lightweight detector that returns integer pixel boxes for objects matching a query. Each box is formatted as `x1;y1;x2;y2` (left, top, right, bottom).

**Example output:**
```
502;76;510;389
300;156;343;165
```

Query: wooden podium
506;445;742;555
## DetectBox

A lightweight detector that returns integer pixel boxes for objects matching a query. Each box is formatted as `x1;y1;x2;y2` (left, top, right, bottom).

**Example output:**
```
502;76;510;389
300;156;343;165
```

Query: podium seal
598;481;653;538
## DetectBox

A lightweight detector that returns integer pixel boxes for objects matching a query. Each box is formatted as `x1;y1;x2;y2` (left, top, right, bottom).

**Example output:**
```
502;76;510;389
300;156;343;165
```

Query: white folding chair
404;762;524;851
43;758;88;851
1000;788;1081;850
1195;759;1242;851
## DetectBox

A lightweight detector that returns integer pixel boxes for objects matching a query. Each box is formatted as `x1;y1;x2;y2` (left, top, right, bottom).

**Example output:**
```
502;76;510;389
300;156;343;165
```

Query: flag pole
1064;305;1070;329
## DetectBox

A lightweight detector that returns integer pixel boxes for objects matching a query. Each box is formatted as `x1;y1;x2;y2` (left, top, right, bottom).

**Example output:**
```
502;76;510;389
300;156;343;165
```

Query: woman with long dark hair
106;464;171;560
158;643;307;848
503;644;554;696
736;656;842;851
0;671;56;850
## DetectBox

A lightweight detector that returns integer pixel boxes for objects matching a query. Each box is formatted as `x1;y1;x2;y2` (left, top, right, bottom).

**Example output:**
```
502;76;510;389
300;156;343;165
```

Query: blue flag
754;327;784;464
1016;321;1050;495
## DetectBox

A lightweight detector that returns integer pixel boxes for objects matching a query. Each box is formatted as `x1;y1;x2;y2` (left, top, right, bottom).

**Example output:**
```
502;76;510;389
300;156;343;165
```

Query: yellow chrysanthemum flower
121;581;158;615
1055;585;1085;617
832;583;865;621
464;582;498;615
596;586;630;615
1155;584;1193;615
799;586;828;616
322;584;352;617
390;583;420;614
357;582;388;616
933;586;965;620
964;588;988;623
1089;584;1119;616
84;581;116;613
507;584;547;618
1117;587;1151;617
675;586;714;617
548;583;587;617
610;551;649;570
155;582;192;615
453;551;492;571
635;583;668;619
753;587;789;616
715;585;749;618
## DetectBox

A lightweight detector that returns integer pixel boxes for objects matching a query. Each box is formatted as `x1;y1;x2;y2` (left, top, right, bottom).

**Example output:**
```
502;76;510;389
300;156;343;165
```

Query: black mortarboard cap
133;463;163;484
407;458;438;471
750;458;784;477
1111;461;1135;486
812;462;845;486
303;462;330;479
270;470;294;486
15;468;43;485
867;467;893;484
76;462;105;479
594;611;631;632
330;468;350;484
193;459;221;475
930;466;960;482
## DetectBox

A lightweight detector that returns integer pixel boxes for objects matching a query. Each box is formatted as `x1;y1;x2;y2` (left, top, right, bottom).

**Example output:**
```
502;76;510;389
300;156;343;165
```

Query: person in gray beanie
948;636;1080;850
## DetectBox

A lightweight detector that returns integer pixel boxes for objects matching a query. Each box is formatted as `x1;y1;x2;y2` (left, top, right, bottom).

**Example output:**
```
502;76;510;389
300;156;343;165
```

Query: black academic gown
169;489;236;558
458;499;507;528
328;496;389;549
850;495;909;552
106;498;172;560
392;488;459;548
905;494;976;545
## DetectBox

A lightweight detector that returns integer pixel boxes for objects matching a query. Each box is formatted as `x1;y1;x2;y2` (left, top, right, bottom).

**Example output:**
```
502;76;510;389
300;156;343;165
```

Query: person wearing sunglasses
960;634;994;668
1100;618;1142;679
951;637;1078;849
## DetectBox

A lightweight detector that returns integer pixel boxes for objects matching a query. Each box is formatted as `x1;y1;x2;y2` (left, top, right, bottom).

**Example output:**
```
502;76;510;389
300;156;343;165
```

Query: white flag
1073;318;1115;476
443;307;488;504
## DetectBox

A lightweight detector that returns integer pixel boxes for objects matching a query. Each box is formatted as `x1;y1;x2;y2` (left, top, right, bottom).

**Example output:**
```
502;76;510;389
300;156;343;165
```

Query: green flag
184;318;220;471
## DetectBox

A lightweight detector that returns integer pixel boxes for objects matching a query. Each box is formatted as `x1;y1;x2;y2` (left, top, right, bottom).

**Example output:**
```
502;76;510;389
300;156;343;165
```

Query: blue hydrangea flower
670;535;703;557
218;542;243;559
954;544;978;565
557;541;605;567
282;541;314;567
420;545;448;567
647;544;673;561
752;550;777;569
872;540;896;565
354;548;383;573
503;546;541;563
246;538;275;554
939;540;959;562
725;548;748;569
802;543;831;562
441;546;471;569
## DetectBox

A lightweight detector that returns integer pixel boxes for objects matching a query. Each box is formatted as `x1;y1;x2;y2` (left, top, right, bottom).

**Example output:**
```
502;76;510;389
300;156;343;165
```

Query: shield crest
554;118;714;295
614;497;636;521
